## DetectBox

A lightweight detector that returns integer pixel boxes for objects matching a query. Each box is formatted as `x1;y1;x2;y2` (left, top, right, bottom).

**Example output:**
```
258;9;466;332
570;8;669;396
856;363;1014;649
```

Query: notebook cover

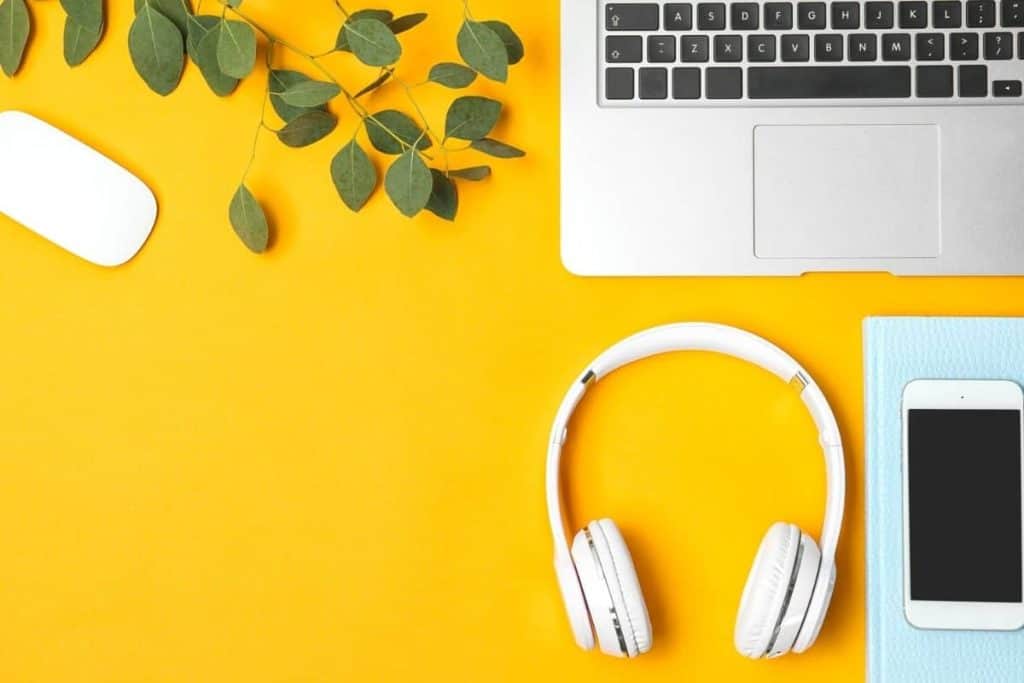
865;317;1024;683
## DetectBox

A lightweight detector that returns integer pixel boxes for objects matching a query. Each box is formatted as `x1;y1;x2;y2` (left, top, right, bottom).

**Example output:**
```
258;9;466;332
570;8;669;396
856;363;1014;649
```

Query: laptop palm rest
753;124;940;260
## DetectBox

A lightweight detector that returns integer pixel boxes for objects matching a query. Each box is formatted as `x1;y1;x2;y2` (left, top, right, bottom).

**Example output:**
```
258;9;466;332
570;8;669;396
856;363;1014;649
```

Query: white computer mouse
0;111;157;266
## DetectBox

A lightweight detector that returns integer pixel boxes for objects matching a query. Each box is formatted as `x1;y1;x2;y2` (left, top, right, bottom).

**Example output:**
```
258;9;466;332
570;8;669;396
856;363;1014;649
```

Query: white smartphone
902;379;1024;630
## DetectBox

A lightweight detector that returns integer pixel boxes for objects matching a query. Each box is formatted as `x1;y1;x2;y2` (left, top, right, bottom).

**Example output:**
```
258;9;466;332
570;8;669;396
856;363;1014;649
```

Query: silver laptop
561;0;1024;275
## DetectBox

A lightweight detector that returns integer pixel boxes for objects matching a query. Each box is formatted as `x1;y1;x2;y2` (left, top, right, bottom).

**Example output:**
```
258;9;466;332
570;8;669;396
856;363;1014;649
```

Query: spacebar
748;66;911;99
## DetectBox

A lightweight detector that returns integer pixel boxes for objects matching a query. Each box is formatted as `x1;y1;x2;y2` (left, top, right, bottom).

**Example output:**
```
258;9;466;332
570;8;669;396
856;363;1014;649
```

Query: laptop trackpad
753;124;940;259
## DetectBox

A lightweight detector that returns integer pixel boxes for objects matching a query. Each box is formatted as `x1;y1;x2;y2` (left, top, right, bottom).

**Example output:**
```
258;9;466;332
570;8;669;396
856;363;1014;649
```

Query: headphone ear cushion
571;519;652;657
734;522;800;659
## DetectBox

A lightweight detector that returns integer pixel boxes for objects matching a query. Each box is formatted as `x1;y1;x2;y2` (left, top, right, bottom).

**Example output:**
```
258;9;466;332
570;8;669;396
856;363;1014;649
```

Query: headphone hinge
789;371;809;393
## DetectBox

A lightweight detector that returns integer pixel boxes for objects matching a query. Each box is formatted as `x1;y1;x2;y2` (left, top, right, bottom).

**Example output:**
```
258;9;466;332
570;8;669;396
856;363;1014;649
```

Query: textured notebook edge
864;317;882;683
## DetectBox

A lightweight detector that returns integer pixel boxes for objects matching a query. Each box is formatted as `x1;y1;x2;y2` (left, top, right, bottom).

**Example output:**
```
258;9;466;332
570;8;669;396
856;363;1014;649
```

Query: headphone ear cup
734;522;801;659
767;530;820;657
793;555;835;653
570;519;652;657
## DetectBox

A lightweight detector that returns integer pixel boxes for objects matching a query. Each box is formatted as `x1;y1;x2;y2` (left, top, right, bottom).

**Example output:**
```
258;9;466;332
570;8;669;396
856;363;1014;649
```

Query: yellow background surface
2;1;1023;680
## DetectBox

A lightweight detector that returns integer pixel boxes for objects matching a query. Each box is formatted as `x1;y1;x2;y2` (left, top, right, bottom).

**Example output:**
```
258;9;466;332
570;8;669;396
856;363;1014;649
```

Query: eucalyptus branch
396;75;437;142
1;0;526;250
215;1;343;91
240;77;271;183
333;0;351;19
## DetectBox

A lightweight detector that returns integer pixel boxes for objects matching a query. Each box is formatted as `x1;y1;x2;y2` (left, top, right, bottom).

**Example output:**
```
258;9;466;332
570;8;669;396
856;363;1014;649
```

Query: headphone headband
546;323;845;565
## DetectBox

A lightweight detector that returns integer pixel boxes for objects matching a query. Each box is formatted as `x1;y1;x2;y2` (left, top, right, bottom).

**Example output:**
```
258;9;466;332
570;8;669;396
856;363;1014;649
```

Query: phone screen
907;409;1023;602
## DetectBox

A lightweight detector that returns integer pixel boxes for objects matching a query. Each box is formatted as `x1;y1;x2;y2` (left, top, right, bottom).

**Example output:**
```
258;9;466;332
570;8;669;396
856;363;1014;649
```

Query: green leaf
482;20;524;65
425;169;457;221
276;79;341;108
63;15;103;67
334;11;393;51
353;69;392;98
384;149;432;218
269;69;324;123
428;62;476;89
229;185;269;253
192;19;238;96
351;9;393;22
344;18;400;67
61;0;102;32
470;137;525;158
216;18;256;79
457;20;507;83
389;12;426;34
277;109;337;148
330;139;377;212
0;0;29;77
444;96;501;141
185;14;217;59
449;165;491;181
364;110;431;155
128;4;185;95
134;0;192;35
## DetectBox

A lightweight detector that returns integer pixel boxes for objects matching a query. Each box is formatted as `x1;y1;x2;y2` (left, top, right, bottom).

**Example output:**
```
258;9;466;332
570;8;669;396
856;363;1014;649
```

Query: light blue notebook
865;317;1024;683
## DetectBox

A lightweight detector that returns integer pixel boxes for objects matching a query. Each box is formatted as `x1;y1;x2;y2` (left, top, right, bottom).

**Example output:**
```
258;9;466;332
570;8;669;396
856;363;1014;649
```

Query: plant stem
241;77;271;183
214;0;431;158
396;76;436;139
333;0;351;19
216;1;339;85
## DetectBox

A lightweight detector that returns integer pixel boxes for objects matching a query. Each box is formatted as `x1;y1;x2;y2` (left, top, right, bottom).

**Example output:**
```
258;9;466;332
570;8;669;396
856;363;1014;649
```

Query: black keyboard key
798;2;827;28
748;65;910;97
959;64;988;95
697;3;726;29
916;65;954;95
832;2;861;27
1003;0;1024;25
639;67;668;98
714;34;743;60
648;35;677;61
883;33;912;59
606;4;659;30
951;32;980;58
967;0;997;26
781;34;811;60
749;34;777;61
706;67;742;98
815;34;845;60
933;1;963;26
916;32;945;59
994;79;1022;94
606;36;643;63
866;2;896;27
899;1;929;26
672;67;701;98
605;67;635;99
732;3;760;28
984;31;1013;57
681;35;710;61
849;33;878;60
765;3;794;28
665;3;694;29
897;1;929;26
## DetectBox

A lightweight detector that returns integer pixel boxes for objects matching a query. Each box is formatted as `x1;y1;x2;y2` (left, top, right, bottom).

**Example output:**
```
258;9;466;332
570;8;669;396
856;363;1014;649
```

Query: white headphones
546;323;846;660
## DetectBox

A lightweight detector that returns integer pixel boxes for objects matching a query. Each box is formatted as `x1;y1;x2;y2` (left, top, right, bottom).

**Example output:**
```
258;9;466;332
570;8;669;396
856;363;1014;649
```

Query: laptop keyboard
601;1;1024;103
